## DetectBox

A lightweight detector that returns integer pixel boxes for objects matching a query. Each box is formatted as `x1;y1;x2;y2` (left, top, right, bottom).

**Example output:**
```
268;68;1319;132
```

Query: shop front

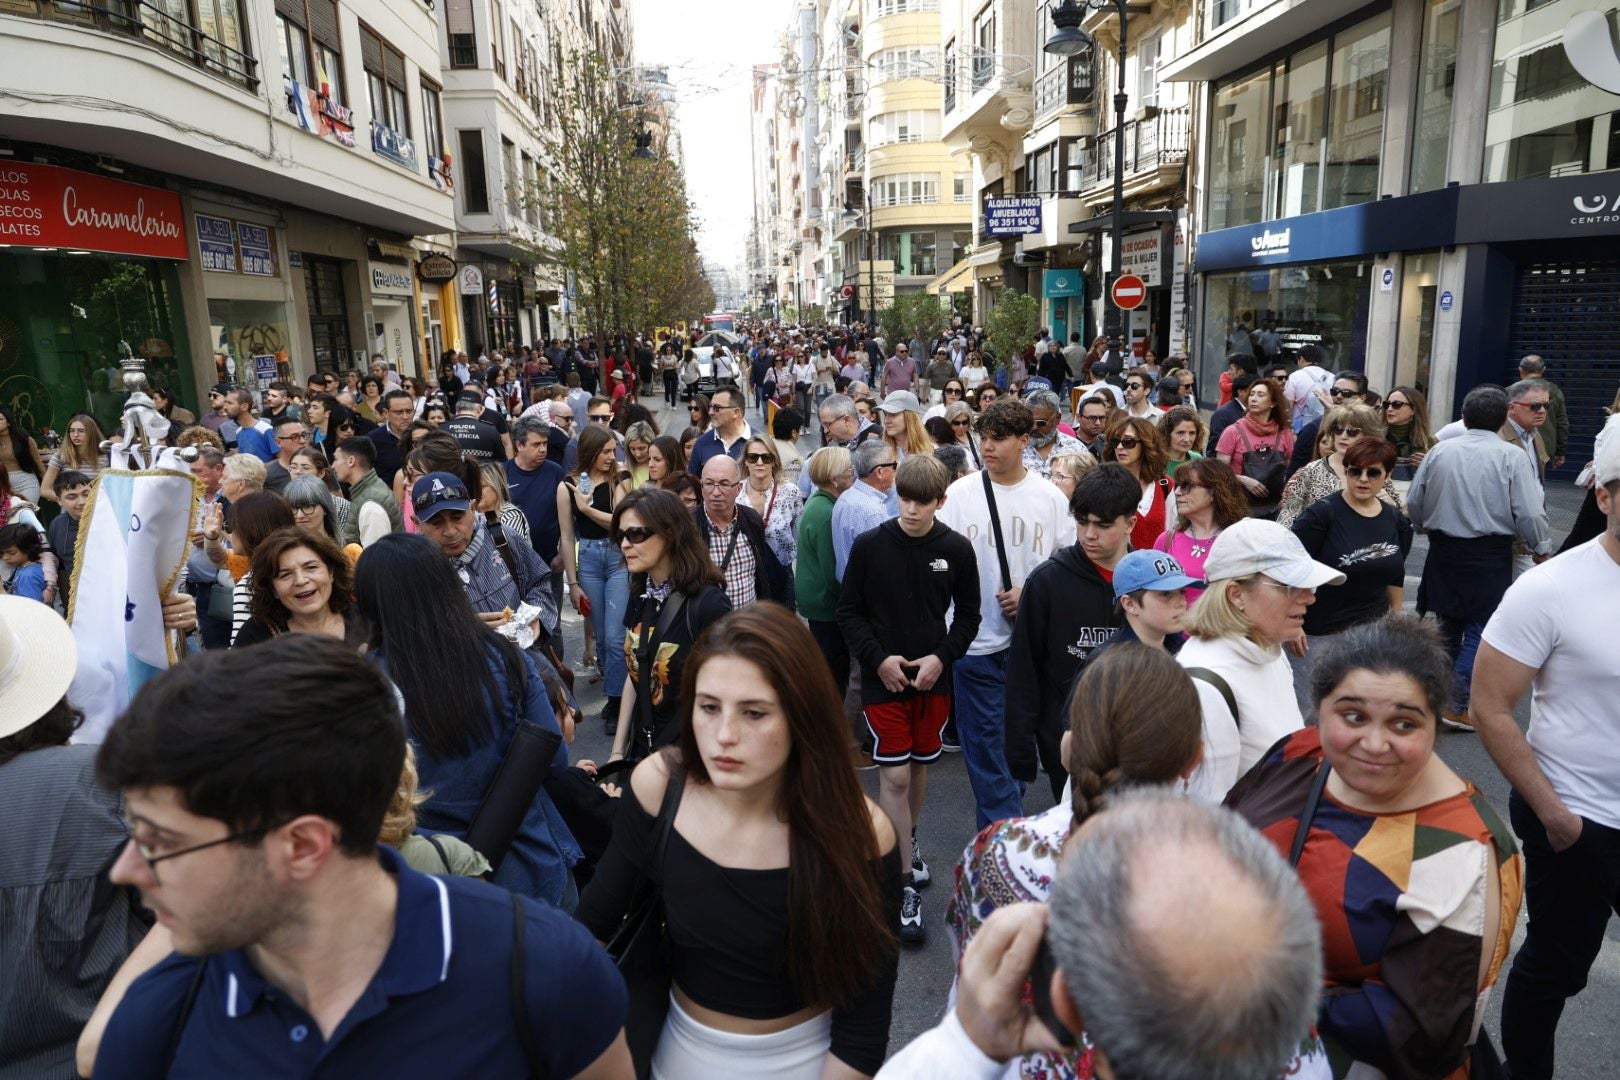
1040;266;1084;347
368;260;419;376
0;161;194;442
193;202;293;391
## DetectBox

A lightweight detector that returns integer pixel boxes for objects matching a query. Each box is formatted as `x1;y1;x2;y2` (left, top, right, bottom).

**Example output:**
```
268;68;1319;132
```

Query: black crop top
570;477;615;540
576;783;902;1074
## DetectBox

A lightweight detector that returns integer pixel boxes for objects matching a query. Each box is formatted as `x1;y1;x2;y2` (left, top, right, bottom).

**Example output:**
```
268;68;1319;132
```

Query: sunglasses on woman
1345;467;1386;480
945;386;963;396
1384;399;1411;410
744;452;775;464
950;418;972;428
1330;426;1364;438
1174;481;1205;493
1116;437;1141;449
614;526;657;545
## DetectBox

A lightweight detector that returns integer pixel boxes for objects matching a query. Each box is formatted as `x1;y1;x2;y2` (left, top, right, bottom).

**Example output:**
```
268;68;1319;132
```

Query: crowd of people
2;319;1617;1080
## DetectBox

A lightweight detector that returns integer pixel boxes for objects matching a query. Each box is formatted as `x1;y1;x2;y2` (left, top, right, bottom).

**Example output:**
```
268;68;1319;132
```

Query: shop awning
927;257;974;295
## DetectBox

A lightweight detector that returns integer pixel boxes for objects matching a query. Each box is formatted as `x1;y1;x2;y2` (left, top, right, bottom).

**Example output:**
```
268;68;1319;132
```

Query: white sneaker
910;836;930;888
899;885;925;945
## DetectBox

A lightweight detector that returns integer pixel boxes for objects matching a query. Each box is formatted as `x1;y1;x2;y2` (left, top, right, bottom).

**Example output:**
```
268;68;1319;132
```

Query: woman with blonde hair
41;413;108;502
879;396;933;461
943;400;981;469
1047;449;1097;500
1277;402;1402;528
738;434;804;573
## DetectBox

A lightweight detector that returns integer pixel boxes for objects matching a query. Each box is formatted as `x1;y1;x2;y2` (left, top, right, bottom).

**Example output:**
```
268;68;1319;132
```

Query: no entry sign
1110;273;1147;311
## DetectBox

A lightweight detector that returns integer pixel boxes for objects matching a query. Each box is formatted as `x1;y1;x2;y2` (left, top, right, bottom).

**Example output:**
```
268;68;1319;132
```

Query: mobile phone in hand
1029;935;1077;1047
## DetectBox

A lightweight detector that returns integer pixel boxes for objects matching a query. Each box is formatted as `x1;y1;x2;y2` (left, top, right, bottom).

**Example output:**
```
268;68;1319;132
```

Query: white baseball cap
0;595;78;739
1593;414;1620;488
1202;519;1347;590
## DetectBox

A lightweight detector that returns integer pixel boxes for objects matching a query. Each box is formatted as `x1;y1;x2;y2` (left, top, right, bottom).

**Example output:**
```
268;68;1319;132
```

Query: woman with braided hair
943;644;1203;1079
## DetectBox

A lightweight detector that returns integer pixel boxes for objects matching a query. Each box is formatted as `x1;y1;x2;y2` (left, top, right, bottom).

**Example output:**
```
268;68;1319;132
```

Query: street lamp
1046;0;1129;349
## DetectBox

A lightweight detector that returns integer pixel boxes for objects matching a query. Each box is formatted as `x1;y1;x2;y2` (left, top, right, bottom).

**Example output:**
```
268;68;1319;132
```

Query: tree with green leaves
984;290;1040;372
540;51;712;337
878;292;951;355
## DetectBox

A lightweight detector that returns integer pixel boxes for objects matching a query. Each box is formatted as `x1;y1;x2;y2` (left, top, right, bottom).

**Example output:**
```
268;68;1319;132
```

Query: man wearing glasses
89;636;629;1078
366;389;418;489
831;440;899;582
1121;368;1164;420
687;387;753;476
1288;371;1368;478
694;455;779;607
1502;380;1552;486
1021;389;1087;480
263;417;308;495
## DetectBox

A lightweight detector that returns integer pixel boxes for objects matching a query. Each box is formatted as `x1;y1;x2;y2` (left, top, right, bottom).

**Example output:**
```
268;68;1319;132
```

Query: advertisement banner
0;162;188;259
983;195;1044;237
195;214;236;272
1169;210;1189;355
237;222;275;276
1120;227;1165;286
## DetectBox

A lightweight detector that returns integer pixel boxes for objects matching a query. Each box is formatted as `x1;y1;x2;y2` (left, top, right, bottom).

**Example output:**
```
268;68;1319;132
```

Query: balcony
8;0;259;91
943;51;1033;146
1075;106;1189;193
1033;56;1095;121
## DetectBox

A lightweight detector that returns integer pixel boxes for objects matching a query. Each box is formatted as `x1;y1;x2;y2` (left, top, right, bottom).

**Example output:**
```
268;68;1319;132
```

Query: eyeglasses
123;818;291;883
1329;388;1361;399
1384;399;1410;410
744;452;775;464
700;479;738;490
1517;401;1549;412
588;413;612;422
1345;466;1386;480
1174;482;1205;493
1032;418;1053;429
277;431;308;442
872;461;898;471
689;406;705;414
1253;579;1315;600
615;526;658;545
1116;437;1141;449
1126;382;1145;391
945;387;963;396
950;419;972;428
1329;427;1364;439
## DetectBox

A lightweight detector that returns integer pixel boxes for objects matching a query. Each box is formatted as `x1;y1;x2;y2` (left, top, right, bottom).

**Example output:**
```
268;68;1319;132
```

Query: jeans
576;537;629;697
1436;615;1485;712
663;370;678;406
953;649;1025;830
1502;791;1620;1080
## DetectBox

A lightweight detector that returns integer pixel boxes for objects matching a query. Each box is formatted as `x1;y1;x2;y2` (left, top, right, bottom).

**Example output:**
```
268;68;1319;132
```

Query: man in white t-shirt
1282;344;1334;433
1471;413;1620;1080
936;399;1075;829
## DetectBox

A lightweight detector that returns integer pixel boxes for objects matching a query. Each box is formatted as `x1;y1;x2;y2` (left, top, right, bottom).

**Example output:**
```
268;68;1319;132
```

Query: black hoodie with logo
1004;544;1122;791
837;519;981;705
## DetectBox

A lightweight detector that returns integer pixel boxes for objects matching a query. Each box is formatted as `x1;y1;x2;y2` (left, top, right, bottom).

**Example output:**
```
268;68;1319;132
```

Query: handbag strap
981;469;1013;593
1184;667;1238;724
635;591;687;755
1289;763;1331;868
510;891;550;1080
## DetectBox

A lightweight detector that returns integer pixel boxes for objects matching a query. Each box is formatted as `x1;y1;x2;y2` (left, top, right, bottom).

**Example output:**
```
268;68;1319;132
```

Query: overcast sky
630;0;788;272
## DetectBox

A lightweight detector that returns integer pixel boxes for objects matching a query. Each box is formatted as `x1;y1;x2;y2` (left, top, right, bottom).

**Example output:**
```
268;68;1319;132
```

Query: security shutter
384;45;406;91
308;0;340;50
359;25;382;75
446;0;474;35
275;0;304;23
1507;260;1620;473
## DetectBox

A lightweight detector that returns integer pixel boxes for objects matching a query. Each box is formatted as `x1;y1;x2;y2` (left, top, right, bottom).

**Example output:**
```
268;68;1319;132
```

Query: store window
0;252;191;440
1207;9;1391;228
1199;257;1373;392
208;299;293;387
303;257;353;373
459;129;490;213
1408;0;1458;193
1395;251;1441;397
883;232;938;276
1485;1;1620;181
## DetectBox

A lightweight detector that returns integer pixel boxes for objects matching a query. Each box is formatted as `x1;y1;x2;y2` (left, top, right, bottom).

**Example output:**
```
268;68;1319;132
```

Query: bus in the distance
702;312;737;333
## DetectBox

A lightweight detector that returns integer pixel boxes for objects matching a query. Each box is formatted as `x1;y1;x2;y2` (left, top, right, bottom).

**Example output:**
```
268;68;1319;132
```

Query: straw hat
0;595;78;739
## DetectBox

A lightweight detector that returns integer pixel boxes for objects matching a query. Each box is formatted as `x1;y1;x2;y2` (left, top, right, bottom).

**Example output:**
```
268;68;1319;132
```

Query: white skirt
651;994;832;1080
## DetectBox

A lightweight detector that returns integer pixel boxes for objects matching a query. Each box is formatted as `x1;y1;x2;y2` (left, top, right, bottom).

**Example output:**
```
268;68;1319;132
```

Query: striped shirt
0;745;146;1078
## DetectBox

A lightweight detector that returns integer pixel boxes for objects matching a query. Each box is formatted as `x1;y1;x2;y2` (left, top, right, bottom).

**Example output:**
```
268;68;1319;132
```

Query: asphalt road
558;396;1617;1075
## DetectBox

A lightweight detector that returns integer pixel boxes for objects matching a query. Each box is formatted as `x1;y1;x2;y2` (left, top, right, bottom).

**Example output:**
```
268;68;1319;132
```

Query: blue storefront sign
1043;268;1084;297
1194;188;1459;272
236;222;274;276
195;214;236;273
1439;290;1454;311
984;195;1043;237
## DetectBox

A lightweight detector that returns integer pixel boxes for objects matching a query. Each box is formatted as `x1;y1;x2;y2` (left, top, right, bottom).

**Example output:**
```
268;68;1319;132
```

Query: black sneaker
601;696;621;735
899;885;925;945
939;718;961;753
910;837;930;888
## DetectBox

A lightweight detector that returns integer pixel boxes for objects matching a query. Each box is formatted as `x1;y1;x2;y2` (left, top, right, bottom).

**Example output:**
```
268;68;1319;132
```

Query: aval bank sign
0;162;187;259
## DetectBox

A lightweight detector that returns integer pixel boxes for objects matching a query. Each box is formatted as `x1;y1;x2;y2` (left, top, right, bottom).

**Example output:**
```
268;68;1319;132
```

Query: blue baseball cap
1112;550;1202;601
410;471;472;520
1022;376;1055;395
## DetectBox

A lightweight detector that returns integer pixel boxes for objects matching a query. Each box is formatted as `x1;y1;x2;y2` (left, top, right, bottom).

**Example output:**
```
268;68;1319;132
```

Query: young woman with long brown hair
1106;415;1176;551
578;604;900;1079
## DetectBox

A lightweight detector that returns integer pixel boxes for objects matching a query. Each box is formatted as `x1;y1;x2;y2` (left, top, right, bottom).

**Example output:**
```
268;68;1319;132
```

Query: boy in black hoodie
838;454;979;945
1005;464;1140;800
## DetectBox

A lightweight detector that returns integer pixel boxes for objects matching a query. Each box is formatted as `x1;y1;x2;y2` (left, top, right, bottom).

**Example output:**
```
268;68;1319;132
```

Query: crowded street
4;0;1620;1078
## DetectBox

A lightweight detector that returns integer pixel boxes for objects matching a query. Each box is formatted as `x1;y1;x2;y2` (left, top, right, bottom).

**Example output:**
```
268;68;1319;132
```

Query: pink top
1215;416;1294;476
1154;528;1217;604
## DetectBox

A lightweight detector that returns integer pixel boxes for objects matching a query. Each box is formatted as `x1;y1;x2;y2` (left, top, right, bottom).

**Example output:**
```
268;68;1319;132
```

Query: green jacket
1541;378;1568;461
348;468;404;539
795;488;839;622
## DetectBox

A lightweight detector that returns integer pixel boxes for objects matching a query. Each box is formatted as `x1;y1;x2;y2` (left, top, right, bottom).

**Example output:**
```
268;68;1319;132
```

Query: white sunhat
1202;518;1347;590
0;594;78;740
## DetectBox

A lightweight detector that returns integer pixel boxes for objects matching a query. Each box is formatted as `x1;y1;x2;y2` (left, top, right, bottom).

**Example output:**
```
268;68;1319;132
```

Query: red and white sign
1110;273;1147;311
841;284;855;299
0;162;188;260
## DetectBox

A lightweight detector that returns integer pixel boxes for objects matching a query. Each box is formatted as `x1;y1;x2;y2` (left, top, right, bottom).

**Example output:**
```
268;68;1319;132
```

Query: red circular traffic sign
1110;274;1147;311
841;284;855;299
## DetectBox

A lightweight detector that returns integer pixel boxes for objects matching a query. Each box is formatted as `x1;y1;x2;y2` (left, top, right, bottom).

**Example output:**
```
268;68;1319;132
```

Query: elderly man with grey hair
1020;388;1085;480
804;392;882;499
876;792;1321;1080
830;439;898;581
1516;354;1568;468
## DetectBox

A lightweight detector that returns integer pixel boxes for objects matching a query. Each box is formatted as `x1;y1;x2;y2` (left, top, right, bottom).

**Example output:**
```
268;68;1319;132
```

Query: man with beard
1020;389;1086;480
88;636;629;1078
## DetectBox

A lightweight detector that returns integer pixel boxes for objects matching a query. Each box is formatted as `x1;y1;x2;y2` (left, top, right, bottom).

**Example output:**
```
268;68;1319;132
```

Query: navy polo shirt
504;457;565;562
93;846;625;1079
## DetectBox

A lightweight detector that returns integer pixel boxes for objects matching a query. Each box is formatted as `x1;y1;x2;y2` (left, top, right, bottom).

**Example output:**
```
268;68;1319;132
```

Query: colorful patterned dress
1227;729;1524;1079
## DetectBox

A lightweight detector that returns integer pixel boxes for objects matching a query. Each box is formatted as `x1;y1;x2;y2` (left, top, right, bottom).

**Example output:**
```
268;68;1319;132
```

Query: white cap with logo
1202;519;1347;589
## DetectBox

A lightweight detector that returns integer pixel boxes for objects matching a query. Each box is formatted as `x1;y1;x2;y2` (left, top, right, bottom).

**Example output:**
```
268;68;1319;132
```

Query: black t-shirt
1291;492;1413;636
443;416;504;462
621;584;732;751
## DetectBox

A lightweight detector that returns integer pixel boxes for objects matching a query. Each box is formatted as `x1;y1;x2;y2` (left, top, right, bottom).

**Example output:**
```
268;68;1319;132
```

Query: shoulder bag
606;754;687;1080
980;469;1013;594
1235;423;1287;513
630;591;688;761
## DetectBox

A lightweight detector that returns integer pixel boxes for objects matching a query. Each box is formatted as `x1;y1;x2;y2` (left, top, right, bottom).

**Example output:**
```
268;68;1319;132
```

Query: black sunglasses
1330;388;1361;399
744;452;775;464
615;526;657;545
1346;466;1386;480
1518;401;1549;412
1116;437;1141;449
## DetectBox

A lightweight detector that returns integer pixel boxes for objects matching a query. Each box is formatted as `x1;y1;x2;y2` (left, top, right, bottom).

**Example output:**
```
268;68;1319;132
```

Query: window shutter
275;0;304;23
385;46;406;91
360;26;382;73
446;0;474;36
308;0;339;50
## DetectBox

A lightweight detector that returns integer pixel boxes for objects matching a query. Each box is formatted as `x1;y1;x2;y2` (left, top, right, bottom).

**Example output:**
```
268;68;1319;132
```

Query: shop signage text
458;263;484;296
237;223;274;276
196;214;236;273
370;261;415;296
983;196;1044;237
0;162;187;259
1120;228;1164;286
1250;228;1292;259
418;253;457;282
